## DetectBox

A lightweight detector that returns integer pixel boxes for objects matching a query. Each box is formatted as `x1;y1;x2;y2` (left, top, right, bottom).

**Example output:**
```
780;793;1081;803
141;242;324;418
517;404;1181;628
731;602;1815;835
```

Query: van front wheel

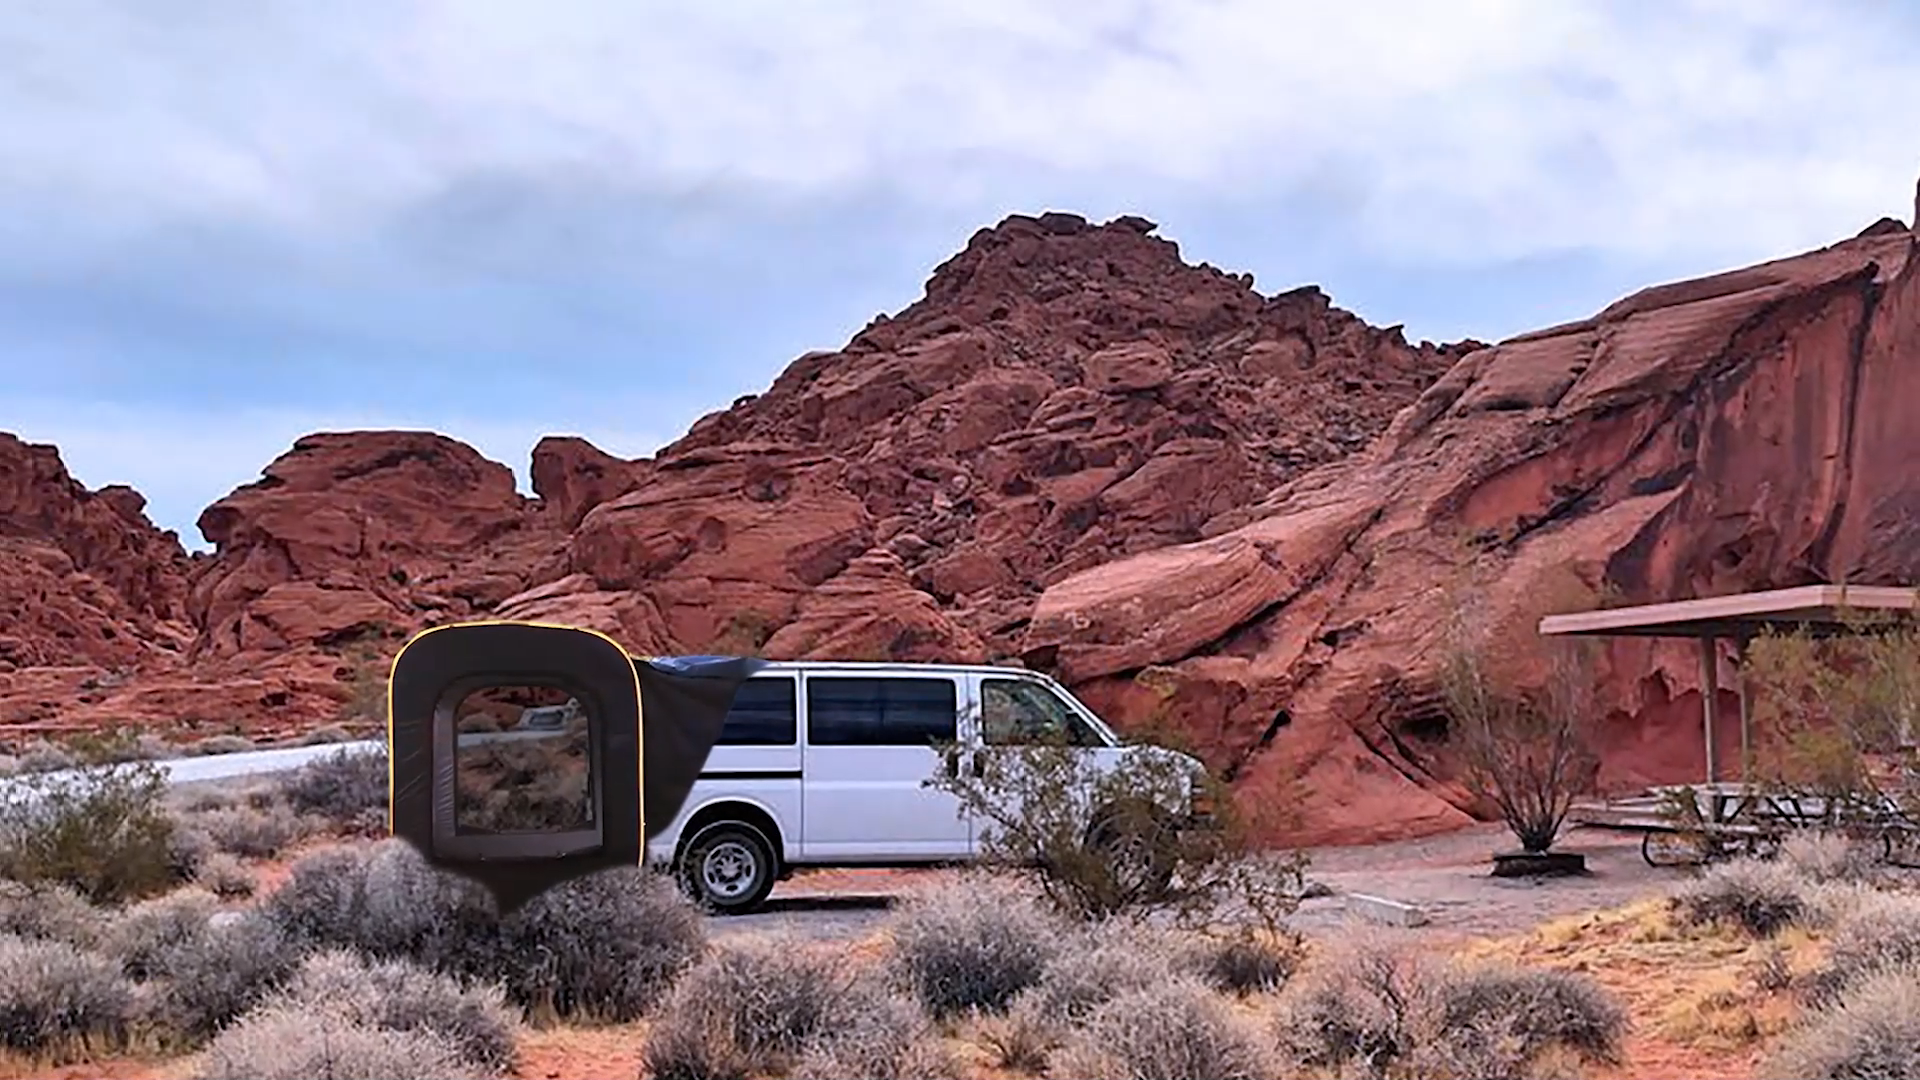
679;822;777;915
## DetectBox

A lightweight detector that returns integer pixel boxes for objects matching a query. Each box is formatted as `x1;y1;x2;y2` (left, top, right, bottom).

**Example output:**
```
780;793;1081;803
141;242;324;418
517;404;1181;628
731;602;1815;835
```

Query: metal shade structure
1538;584;1920;785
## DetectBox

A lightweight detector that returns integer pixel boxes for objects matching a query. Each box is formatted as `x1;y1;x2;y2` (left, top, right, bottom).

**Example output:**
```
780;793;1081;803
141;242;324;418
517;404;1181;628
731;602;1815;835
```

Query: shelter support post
1734;637;1752;781
1700;635;1720;786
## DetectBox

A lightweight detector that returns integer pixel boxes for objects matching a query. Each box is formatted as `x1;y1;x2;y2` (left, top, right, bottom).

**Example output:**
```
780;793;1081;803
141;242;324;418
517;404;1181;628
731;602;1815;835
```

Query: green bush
0;762;180;903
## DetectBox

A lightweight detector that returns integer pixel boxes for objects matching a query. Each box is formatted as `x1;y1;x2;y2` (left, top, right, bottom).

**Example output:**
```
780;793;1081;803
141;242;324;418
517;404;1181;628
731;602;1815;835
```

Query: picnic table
1577;781;1920;868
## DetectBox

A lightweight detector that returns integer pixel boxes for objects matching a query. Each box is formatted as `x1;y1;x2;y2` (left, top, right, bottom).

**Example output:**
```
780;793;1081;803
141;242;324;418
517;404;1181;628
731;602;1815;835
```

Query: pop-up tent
387;620;765;912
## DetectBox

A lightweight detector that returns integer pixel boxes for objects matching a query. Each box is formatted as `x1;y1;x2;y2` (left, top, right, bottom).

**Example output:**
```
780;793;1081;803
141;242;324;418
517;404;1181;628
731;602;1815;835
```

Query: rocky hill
3;206;1916;845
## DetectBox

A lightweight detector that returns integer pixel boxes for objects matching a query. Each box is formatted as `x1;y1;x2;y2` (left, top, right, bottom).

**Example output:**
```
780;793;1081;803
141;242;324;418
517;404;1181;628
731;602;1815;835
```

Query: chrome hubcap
700;840;758;900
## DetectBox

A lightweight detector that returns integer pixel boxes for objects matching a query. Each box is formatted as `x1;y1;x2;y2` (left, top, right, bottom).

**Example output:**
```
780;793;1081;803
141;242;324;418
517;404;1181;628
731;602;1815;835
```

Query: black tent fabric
635;655;769;837
387;622;765;913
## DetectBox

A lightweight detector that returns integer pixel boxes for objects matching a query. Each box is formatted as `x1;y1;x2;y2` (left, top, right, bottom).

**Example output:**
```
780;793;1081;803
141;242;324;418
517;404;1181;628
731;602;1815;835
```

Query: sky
3;0;1917;549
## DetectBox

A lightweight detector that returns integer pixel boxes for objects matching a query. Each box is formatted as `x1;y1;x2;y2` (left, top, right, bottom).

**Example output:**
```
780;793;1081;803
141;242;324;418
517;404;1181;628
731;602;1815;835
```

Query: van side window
981;679;1104;747
719;677;798;746
807;677;957;746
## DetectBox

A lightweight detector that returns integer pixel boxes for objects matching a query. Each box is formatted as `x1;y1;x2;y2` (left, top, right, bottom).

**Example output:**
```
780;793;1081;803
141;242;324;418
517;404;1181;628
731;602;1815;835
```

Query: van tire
678;822;777;915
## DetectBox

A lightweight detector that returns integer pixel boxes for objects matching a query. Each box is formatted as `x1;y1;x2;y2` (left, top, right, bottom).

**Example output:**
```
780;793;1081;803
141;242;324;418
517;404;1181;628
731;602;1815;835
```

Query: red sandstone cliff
2;206;1916;845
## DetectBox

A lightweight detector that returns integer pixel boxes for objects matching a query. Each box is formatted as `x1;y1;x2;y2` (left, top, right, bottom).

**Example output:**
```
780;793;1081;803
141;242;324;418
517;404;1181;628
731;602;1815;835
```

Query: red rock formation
0;435;193;675
512;213;1474;659
1023;223;1920;844
6;203;1919;852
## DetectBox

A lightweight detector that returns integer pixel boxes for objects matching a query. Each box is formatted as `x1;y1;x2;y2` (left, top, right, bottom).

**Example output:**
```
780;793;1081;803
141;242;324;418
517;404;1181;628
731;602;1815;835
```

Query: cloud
8;0;1914;264
1;0;1916;542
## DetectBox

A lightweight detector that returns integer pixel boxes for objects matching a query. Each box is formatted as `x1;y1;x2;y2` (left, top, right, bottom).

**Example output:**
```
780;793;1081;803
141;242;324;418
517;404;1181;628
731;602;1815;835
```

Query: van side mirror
387;621;765;913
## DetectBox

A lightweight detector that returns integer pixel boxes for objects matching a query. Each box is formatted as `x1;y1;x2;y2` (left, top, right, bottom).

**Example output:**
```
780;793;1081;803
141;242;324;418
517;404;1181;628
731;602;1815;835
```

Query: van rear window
718;677;798;745
805;677;957;746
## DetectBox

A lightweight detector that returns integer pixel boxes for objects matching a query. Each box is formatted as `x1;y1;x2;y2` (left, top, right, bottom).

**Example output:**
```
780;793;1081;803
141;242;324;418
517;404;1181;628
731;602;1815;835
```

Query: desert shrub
144;912;306;1044
265;840;704;1021
791;991;959;1080
1761;968;1920;1080
0;762;180;903
13;740;79;774
193;852;258;899
1051;978;1274;1080
1672;857;1809;936
1198;930;1303;996
279;746;387;832
644;937;851;1080
166;821;218;881
888;873;1065;1018
1781;830;1881;884
1439;570;1605;854
188;734;258;756
1437;963;1626;1065
0;879;101;948
1278;938;1434;1074
191;802;311;859
1807;892;1920;1004
193;1007;482;1080
103;887;220;979
299;724;357;745
1016;932;1184;1026
925;723;1308;925
979;933;1184;1068
273;949;518;1074
0;932;137;1057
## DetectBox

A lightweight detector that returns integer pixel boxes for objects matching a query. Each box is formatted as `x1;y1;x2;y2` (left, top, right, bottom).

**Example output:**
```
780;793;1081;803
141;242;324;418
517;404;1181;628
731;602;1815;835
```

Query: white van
645;661;1212;914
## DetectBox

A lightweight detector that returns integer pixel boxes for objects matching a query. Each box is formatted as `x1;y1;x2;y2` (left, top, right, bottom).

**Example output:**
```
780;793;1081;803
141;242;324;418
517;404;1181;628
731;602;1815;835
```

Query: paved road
0;727;585;805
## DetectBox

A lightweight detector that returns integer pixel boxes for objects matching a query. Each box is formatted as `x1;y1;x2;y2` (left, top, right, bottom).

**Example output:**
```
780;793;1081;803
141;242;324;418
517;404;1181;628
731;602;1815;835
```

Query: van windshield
980;679;1110;748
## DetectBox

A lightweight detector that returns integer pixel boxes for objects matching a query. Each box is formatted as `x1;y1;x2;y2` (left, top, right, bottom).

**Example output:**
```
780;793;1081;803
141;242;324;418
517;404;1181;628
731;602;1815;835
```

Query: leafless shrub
273;949;518;1074
1051;978;1276;1080
187;734;258;756
0;879;101;948
102;887;219;979
1197;930;1304;996
193;1006;482;1080
191;802;311;859
144;912;305;1045
1277;937;1435;1074
193;852;257;899
264;840;704;1021
0;932;136;1058
278;746;388;834
1806;891;1920;1005
1672;858;1810;936
1781;830;1881;884
166;821;218;881
1439;571;1604;854
1761;968;1920;1080
887;873;1065;1018
1436;963;1626;1065
643;938;851;1080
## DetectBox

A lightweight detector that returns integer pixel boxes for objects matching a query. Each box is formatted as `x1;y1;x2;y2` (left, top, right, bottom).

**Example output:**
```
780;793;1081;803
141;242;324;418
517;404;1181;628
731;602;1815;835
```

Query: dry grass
1460;896;1825;1076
